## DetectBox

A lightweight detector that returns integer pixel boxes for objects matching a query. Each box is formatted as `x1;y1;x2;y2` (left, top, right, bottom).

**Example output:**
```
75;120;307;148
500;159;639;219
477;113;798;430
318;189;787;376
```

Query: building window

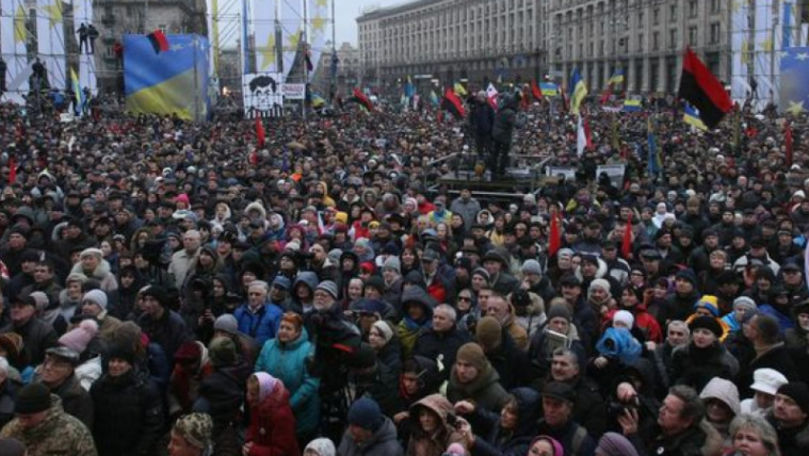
710;0;720;14
669;29;677;48
653;31;659;50
688;26;697;45
637;33;643;51
653;8;659;25
710;22;720;44
670;4;677;21
689;0;697;18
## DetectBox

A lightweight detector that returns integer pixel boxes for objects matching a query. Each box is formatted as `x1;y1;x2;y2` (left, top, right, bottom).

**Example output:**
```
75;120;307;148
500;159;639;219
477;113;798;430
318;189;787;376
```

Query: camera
607;397;639;418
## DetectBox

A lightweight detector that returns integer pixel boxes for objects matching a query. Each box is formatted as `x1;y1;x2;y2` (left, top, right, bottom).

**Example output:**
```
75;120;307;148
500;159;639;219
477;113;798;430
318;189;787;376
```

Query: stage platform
427;155;557;201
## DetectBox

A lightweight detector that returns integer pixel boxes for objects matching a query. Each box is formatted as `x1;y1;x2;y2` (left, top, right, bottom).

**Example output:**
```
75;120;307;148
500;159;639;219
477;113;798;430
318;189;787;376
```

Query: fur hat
172;413;213;450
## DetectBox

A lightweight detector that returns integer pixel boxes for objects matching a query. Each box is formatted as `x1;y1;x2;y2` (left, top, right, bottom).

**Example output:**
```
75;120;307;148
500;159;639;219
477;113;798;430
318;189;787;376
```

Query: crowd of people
0;85;805;456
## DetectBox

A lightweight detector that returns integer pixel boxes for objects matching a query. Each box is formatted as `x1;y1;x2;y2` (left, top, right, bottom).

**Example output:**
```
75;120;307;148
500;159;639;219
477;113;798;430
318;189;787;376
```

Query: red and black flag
441;88;465;119
531;80;543;100
147;30;170;54
785;119;794;167
677;47;732;129
349;88;373;111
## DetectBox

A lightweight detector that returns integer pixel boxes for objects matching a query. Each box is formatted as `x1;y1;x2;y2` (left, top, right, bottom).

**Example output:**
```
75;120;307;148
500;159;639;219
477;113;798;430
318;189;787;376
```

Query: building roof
356;0;442;22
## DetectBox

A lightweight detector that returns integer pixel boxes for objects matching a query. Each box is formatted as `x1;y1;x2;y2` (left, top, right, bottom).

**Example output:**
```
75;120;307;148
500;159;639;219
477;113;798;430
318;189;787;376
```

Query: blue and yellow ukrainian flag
311;93;326;108
70;67;83;116
623;98;642;112
124;34;208;120
607;70;625;86
568;68;587;115
540;82;558;97
683;103;707;131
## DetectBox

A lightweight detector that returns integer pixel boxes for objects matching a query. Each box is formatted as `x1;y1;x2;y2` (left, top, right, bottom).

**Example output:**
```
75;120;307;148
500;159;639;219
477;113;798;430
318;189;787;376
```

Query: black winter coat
413;325;471;378
194;363;247;434
90;368;165;456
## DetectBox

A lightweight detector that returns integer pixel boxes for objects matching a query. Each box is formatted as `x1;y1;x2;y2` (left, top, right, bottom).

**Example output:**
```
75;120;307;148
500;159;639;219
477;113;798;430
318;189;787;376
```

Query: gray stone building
546;0;730;94
311;42;362;97
357;0;545;90
357;0;734;94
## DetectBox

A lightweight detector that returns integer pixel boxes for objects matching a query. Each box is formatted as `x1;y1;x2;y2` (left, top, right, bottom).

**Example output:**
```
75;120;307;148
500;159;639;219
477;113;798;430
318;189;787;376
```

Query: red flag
548;213;561;257
621;214;633;260
599;84;613;105
531;80;543;100
255;117;265;148
785;120;794;167
7;156;16;184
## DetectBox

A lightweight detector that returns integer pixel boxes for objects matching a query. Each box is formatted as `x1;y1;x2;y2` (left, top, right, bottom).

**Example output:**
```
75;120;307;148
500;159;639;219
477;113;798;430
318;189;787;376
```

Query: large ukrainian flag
124;34;209;120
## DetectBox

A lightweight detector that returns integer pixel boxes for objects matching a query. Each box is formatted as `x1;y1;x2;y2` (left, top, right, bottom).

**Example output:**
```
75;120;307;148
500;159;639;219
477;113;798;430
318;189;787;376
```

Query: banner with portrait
242;72;284;118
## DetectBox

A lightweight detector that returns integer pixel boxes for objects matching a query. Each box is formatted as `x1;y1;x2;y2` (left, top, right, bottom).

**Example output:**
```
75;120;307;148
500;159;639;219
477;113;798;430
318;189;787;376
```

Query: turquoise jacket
255;331;320;436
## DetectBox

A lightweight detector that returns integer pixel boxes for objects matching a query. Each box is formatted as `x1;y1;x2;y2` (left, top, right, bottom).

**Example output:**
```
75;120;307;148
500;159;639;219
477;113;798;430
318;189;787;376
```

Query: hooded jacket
407;394;466;456
468;387;541;456
397;286;437;358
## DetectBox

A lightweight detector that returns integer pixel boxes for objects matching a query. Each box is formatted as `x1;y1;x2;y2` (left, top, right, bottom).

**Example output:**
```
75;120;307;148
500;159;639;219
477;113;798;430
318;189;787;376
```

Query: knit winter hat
612;310;635;329
588;279;611;295
471;267;490;282
172;413;213;450
28;292;50;313
15;382;51;414
475;316;503;351
213;314;239;336
675;268;698;286
82;289;108;310
371;320;394;343
733;296;757;312
546;303;572;323
596;432;639;456
694;295;720;316
383;256;401;274
58;319;99;353
347;397;384;431
315;280;339;299
521;259;542;276
208;337;237;367
777;382;809;415
456;342;488;372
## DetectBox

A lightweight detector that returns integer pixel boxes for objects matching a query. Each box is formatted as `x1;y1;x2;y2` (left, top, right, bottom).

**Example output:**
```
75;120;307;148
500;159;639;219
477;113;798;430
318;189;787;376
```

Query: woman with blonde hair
727;414;780;456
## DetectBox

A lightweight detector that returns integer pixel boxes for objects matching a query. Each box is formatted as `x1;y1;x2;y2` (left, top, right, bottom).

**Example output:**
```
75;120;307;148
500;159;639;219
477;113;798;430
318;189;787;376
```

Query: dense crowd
0;89;806;456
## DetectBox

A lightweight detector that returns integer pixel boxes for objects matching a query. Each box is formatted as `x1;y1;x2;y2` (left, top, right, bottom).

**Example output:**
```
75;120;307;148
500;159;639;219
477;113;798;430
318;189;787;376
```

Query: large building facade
546;0;730;94
311;42;362;96
357;0;544;90
357;0;732;94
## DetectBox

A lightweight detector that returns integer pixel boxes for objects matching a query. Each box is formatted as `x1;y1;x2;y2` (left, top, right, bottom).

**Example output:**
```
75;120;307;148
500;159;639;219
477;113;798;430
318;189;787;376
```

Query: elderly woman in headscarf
243;372;299;456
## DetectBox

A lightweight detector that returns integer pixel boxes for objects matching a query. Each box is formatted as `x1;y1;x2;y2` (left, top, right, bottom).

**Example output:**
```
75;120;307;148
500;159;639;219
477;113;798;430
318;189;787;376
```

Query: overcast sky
334;0;403;46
